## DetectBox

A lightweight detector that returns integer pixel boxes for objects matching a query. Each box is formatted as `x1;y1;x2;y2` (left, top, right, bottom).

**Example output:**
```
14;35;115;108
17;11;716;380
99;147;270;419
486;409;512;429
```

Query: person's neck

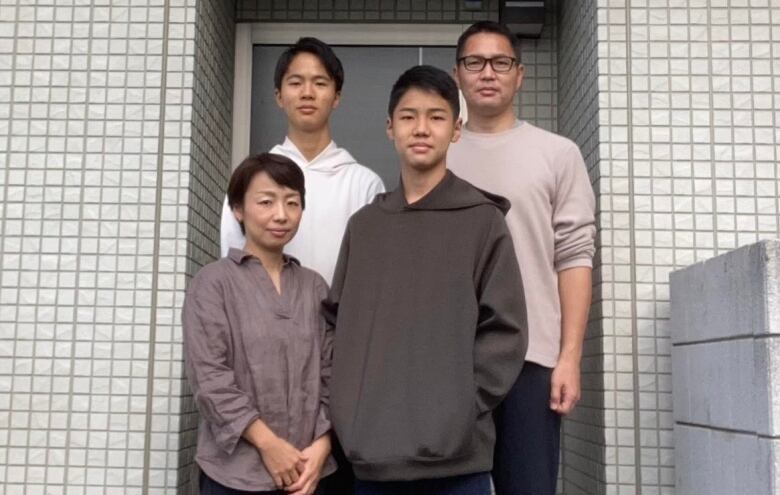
243;242;285;291
400;163;447;204
464;108;518;134
287;127;332;162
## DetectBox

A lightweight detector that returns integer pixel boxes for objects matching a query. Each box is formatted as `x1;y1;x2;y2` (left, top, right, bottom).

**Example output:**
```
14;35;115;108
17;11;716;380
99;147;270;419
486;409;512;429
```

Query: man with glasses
448;21;596;495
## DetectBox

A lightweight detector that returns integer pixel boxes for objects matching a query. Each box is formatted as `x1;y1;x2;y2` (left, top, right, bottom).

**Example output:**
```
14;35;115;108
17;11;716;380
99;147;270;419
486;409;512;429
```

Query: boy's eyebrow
397;106;450;113
284;73;332;80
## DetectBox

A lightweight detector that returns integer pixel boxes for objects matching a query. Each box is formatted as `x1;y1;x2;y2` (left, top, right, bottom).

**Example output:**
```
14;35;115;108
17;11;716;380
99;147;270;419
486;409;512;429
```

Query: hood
271;137;357;175
375;170;510;215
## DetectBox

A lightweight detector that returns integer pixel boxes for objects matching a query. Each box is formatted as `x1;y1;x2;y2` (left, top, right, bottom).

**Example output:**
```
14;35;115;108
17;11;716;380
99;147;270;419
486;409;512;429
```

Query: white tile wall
594;1;780;493
0;0;234;493
2;1;778;493
557;1;605;493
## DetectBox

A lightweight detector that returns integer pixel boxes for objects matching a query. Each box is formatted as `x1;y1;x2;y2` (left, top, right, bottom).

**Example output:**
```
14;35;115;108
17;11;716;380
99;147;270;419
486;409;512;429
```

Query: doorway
250;45;455;188
232;23;464;189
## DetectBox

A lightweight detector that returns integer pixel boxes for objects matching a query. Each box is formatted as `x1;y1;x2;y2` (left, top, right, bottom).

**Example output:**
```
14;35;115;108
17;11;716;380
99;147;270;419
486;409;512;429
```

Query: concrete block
671;345;690;423
676;424;762;495
756;336;780;437
756;437;780;495
672;241;780;494
670;241;772;344
765;241;780;337
674;340;755;431
675;424;714;495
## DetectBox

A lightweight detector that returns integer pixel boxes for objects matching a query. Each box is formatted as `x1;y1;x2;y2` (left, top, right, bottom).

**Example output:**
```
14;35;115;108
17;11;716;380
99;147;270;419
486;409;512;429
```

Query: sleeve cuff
213;409;261;456
555;256;593;272
313;407;331;440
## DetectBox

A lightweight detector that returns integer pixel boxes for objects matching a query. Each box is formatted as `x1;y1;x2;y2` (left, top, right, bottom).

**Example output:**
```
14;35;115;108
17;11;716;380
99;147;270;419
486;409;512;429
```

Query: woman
183;153;335;495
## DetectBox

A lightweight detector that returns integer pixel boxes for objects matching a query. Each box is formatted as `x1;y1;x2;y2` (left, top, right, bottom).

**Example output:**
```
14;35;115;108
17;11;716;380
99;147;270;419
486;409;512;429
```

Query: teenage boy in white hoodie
220;37;385;284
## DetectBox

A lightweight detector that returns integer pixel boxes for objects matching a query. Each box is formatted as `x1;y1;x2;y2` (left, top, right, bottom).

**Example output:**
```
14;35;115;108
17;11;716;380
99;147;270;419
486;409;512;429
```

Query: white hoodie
221;138;385;283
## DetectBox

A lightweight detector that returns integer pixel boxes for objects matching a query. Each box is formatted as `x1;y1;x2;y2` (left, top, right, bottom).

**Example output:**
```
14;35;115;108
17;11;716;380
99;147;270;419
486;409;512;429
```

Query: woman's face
233;171;303;255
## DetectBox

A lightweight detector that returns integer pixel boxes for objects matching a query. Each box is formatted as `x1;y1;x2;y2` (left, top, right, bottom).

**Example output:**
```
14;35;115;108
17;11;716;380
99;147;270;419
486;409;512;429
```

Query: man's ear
385;116;394;141
452;65;461;89
514;64;525;92
333;91;341;109
274;88;283;108
452;117;463;144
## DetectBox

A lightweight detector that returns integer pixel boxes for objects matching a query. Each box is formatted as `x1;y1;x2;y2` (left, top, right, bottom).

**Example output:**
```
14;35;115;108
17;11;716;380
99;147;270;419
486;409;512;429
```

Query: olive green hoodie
323;170;528;481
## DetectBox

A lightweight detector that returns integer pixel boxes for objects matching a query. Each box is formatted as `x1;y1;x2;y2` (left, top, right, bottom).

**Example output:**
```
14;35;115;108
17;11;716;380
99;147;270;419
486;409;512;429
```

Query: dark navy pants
355;472;491;495
492;362;561;495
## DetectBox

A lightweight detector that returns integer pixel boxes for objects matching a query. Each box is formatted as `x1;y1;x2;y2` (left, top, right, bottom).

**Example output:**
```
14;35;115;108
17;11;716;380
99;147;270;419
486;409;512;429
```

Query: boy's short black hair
388;65;460;118
456;21;521;61
228;153;306;233
274;37;345;92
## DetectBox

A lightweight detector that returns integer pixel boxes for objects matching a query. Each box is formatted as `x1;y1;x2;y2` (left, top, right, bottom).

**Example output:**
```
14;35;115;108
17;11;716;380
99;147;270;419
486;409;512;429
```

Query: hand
286;434;331;495
549;355;581;416
257;434;307;488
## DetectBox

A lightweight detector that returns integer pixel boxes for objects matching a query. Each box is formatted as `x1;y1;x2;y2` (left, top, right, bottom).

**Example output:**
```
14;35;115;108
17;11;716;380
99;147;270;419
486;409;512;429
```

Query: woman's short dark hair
388;65;460;118
274;37;345;93
228;153;306;220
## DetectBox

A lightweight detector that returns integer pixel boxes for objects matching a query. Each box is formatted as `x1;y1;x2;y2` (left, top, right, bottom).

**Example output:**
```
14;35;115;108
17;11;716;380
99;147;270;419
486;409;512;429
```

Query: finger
287;468;311;492
560;389;581;415
272;474;284;489
288;479;314;495
549;382;562;410
559;392;574;415
288;468;300;484
281;472;293;487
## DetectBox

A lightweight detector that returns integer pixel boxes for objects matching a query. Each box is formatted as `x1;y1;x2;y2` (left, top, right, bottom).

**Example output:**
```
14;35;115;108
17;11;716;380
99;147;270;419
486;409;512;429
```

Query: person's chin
407;159;439;172
470;94;505;108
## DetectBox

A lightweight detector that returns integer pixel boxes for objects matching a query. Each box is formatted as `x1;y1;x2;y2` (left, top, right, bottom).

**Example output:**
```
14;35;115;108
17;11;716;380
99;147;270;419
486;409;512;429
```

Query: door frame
231;22;467;169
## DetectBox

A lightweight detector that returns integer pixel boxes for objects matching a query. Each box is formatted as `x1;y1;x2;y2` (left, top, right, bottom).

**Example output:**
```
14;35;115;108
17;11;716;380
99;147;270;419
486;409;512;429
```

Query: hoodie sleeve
552;143;596;271
473;211;528;414
321;222;351;328
220;196;246;258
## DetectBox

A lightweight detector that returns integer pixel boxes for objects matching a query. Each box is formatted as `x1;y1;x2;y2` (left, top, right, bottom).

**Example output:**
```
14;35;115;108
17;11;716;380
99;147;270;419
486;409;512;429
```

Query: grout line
623;0;643;492
142;0;171;492
62;1;95;490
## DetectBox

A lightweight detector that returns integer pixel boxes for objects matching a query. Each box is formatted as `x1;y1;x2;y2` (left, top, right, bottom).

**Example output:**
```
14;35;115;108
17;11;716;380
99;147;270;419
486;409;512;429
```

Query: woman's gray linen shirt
182;248;335;491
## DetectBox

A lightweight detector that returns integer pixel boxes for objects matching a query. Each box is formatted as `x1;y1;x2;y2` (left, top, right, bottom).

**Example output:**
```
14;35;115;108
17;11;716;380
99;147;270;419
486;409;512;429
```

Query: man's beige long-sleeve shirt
448;121;596;367
182;248;335;491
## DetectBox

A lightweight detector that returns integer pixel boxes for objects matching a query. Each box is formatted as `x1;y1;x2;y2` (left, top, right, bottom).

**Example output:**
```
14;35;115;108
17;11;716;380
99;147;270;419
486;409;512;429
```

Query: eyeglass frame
457;55;520;73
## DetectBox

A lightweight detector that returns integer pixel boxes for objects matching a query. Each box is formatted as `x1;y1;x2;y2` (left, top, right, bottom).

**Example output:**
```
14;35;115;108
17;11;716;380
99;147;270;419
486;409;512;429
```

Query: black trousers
492;362;562;495
319;436;355;495
200;471;324;495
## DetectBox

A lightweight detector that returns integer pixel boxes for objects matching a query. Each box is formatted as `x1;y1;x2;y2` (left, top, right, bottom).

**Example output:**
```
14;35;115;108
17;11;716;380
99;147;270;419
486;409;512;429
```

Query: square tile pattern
0;0;234;493
1;0;778;493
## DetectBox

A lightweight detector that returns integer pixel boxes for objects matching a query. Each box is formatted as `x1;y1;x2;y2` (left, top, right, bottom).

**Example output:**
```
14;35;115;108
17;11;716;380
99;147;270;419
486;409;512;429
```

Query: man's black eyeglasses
458;56;518;73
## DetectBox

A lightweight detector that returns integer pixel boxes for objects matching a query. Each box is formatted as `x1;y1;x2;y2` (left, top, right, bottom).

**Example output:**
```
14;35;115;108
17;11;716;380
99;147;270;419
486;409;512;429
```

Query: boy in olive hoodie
323;65;528;495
